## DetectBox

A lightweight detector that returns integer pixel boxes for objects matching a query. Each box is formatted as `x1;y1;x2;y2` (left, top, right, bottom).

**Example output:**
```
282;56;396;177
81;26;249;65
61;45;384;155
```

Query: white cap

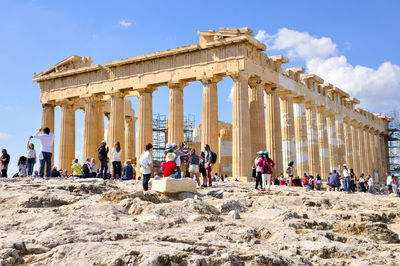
257;150;263;154
343;164;347;167
172;143;178;147
101;140;106;144
166;143;172;149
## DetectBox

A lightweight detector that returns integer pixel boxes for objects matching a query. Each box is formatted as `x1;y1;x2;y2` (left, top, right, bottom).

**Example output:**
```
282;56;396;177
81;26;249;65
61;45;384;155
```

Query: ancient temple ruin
33;27;391;181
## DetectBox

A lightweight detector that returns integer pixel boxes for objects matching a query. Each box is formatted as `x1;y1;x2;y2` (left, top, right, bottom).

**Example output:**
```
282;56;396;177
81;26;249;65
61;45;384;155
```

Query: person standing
90;158;97;178
111;141;122;179
358;173;367;192
188;149;200;186
172;143;185;178
199;152;207;187
350;168;356;192
254;151;263;190
286;161;294;186
0;149;10;177
140;143;153;191
386;172;393;194
97;140;109;179
392;174;398;195
368;175;374;193
32;127;55;178
342;164;351;192
26;137;36;176
261;151;275;192
204;144;214;187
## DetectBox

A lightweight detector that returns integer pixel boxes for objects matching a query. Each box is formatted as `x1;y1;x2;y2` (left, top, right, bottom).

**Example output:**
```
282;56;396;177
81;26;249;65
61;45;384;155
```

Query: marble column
306;104;320;177
326;114;339;172
280;92;296;177
368;129;376;175
351;122;360;175
83;98;103;161
343;119;353;169
357;125;366;174
374;131;382;180
41;104;55;166
105;113;111;157
364;127;372;175
316;107;330;178
231;75;252;181
336;116;346;168
168;83;186;144
125;116;136;161
59;103;75;172
380;134;388;175
265;87;283;176
249;80;266;157
96;102;105;147
109;92;125;163
201;78;219;163
137;90;153;160
293;98;309;177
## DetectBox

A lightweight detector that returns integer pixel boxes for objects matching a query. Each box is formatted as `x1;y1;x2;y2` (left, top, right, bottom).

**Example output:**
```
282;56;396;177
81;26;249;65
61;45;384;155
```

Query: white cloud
119;20;132;27
0;133;10;140
227;86;233;103
255;28;400;112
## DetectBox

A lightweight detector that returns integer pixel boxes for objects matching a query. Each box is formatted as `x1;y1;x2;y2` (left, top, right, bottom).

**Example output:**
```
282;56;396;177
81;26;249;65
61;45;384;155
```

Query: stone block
152;177;197;194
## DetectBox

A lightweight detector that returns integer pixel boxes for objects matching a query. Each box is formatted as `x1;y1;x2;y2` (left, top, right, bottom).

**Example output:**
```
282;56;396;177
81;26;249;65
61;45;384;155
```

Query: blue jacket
329;173;340;186
123;165;134;180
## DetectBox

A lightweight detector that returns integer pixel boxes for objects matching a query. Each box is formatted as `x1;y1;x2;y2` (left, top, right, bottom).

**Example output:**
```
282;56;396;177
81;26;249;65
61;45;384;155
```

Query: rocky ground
0;178;399;266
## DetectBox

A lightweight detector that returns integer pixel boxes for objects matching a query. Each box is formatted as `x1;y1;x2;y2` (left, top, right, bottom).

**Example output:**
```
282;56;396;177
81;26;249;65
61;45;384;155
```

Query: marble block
152;177;197;194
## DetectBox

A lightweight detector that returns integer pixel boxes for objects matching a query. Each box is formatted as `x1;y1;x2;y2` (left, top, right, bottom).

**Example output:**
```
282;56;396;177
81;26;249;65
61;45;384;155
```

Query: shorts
189;164;199;173
388;184;393;191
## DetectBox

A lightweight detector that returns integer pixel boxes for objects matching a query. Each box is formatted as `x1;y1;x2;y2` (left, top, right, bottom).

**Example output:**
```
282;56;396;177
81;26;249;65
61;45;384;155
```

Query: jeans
255;171;262;189
1;169;7;178
205;163;212;186
27;158;36;176
173;166;182;178
143;173;151;191
100;159;108;179
112;161;122;179
344;176;350;192
39;152;52;177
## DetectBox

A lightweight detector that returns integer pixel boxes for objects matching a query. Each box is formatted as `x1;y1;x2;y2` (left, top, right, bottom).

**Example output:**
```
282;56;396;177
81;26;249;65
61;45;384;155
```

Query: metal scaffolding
152;114;195;174
387;110;400;175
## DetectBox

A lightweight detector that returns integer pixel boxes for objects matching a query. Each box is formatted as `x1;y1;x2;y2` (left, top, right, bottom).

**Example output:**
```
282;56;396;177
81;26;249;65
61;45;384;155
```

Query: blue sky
0;0;399;175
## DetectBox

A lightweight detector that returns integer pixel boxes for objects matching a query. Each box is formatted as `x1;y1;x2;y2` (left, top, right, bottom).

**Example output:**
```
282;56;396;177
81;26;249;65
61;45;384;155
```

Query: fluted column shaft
316;107;330;178
294;100;309;177
125;117;136;161
343;119;353;169
201;79;219;161
326;115;339;172
374;132;382;180
364;128;372;175
380;134;388;175
306;104;320;177
168;83;185;144
357;125;366;174
249;82;266;157
59;103;75;172
83;98;103;161
280;93;296;177
369;129;376;175
232;76;252;181
336;116;346;168
265;88;283;176
351;122;360;175
42;104;55;166
110;93;125;163
137;90;153;160
97;103;105;146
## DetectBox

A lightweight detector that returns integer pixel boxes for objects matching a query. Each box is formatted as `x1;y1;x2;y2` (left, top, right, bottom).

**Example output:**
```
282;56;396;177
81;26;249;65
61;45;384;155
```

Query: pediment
33;55;92;78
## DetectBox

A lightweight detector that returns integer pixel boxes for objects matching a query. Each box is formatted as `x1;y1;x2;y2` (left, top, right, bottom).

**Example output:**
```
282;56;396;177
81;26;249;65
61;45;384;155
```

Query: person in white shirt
368;175;374;193
254;151;263;190
140;143;153;191
386;172;393;194
111;141;122;179
32;127;55;178
26;137;37;176
342;164;351;192
90;158;97;178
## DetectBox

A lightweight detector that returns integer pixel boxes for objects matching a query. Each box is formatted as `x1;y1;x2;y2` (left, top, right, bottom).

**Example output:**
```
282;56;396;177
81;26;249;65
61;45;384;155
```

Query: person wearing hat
162;152;177;178
97;140;109;179
342;164;351;192
172;143;185;178
254;151;264;190
261;151;275;192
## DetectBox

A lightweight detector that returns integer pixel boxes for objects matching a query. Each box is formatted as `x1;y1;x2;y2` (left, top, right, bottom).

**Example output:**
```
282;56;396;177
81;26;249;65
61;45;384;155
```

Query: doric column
125;116;137;161
105;112;111;156
326;114;339;172
293;98;309;177
280;92;296;177
83;97;103;161
265;86;283;176
201;78;220;165
109;92;126;163
59;102;75;172
231;75;252;181
380;134;388;175
316;107;330;178
369;129;376;175
336;116;346;168
168;82;186;144
306;103;320;177
350;122;360;175
137;89;153;160
41;104;55;166
363;127;372;175
343;119;353;169
374;131;382;180
249;79;266;157
357;124;366;174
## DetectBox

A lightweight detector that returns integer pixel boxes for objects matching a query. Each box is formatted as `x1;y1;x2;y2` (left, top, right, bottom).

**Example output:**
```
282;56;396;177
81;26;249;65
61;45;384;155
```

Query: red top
303;175;310;186
162;161;177;177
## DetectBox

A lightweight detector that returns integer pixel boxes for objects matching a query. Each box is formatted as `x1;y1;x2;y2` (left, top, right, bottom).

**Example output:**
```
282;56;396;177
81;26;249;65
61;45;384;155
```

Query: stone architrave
168;82;186;144
336;116;346;168
280;92;296;177
231;74;252;181
41;104;55;166
326;114;339;172
350;122;360;175
357;124;366;174
125;116;137;161
201;77;220;171
137;89;153;161
316;107;330;178
265;86;283;176
109;92;126;163
293;98;309;177
343;119;353;169
59;102;75;172
249;79;266;157
306;103;320;177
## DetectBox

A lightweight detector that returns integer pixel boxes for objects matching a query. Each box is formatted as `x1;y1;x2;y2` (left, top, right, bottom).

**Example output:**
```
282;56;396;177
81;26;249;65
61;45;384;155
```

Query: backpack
211;152;217;164
82;163;90;175
286;167;291;174
263;159;269;173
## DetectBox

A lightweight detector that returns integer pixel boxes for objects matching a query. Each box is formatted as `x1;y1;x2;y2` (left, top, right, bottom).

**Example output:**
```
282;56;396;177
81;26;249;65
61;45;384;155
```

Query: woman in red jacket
162;152;177;178
257;151;275;192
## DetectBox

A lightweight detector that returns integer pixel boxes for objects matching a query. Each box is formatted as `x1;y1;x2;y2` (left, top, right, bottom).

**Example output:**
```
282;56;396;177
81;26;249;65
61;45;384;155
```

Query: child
71;159;82;177
122;160;134;180
368;175;374;193
18;156;27;177
33;170;39;177
162;152;177;178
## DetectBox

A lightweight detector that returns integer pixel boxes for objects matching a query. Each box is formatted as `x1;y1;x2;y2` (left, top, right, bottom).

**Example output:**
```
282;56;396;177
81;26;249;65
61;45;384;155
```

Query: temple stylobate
33;27;391;181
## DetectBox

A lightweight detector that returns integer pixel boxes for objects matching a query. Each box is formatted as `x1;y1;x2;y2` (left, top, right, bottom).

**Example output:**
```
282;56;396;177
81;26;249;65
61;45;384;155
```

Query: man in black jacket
98;140;109;179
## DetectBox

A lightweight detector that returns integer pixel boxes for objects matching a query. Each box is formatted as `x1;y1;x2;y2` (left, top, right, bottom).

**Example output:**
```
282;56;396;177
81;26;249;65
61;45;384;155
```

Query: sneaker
267;189;271;192
260;189;265;192
201;184;207;188
208;184;212;187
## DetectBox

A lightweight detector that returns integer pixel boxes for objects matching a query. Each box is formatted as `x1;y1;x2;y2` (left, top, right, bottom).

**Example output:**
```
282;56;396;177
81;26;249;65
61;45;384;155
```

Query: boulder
152;177;197;194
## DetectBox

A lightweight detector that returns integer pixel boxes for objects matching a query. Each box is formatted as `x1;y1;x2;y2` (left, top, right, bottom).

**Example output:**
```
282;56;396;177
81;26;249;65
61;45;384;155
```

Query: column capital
264;83;279;93
199;75;223;85
305;102;318;109
248;75;263;87
278;90;295;99
42;102;56;108
293;96;306;104
316;105;327;112
125;116;137;122
228;71;250;81
58;98;79;107
109;91;127;98
168;81;188;89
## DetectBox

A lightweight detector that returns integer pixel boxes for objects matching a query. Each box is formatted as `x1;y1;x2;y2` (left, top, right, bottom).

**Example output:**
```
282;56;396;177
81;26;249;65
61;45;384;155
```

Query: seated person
328;170;340;191
292;176;302;186
315;174;322;190
302;173;310;187
162;152;177;178
122;160;134;180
